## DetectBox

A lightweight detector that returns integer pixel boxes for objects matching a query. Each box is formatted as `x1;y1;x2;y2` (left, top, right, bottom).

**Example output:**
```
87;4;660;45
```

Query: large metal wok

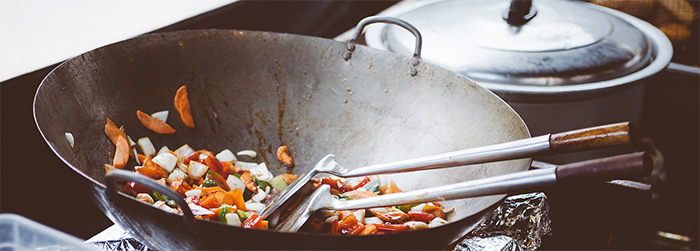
36;18;552;249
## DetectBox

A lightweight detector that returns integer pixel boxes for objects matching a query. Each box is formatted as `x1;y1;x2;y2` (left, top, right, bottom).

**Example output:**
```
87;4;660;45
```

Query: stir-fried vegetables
302;176;454;235
103;85;297;230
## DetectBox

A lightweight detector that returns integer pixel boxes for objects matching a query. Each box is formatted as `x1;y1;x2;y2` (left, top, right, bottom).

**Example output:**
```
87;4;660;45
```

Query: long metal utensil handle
333;151;650;210
341;122;633;177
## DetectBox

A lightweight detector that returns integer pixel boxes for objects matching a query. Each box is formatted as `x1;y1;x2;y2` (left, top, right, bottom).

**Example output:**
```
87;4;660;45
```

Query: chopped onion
428;218;448;228
174;144;195;158
236;150;257;158
65;133;74;148
226;175;246;192
249;163;273;182
215;149;237;163
404;221;429;230
364;216;383;225
245;202;266;213
251;189;267;202
157;146;170;156
137;137;156;156
225;213;242;226
153;152;177;172
151;110;169;123
235;161;259;170
189;203;214;216
184;189;201;198
188;161;209;178
353;210;365;223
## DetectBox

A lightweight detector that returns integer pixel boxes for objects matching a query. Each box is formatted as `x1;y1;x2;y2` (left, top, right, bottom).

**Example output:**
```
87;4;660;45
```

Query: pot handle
349;16;422;59
105;169;196;229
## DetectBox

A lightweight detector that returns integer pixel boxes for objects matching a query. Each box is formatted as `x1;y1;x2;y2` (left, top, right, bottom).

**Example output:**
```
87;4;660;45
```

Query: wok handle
335;152;652;210
105;169;196;228
349;16;422;59
549;122;633;153
556;152;652;183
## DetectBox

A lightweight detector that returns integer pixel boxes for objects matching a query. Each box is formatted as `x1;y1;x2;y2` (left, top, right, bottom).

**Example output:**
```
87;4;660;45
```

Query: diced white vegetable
325;215;339;224
428;218;449;228
189;203;214;216
65;133;74;148
215;149;237;162
364;216;384;225
151;110;169;123
411;203;426;212
127;136;136;147
226;175;246;192
167;168;188;184
157;146;170;156
251;189;267;202
269;176;288;192
236;150;257;158
138;137;156;156
443;207;454;214
249;163;273;182
353;210;365;223
235;161;259;170
152;152;178;172
136;193;154;204
245;202;266;213
319;210;337;218
404;221;429;230
188;161;209;178
225;213;242;226
174;144;195;158
185;189;202;198
153;201;177;214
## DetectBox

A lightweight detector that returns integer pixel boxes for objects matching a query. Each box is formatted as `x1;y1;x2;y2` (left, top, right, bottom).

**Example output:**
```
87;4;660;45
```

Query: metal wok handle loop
105;169;196;229
347;16;423;76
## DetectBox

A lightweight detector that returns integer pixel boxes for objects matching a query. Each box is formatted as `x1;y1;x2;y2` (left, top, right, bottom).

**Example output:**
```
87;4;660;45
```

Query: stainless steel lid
365;0;673;100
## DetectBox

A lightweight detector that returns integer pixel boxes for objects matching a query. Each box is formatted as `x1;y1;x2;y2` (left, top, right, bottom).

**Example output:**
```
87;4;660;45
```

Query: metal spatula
275;152;651;232
261;122;633;221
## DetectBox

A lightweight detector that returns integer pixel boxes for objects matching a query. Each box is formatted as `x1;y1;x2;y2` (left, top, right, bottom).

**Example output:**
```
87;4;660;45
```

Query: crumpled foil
86;225;151;251
455;192;551;251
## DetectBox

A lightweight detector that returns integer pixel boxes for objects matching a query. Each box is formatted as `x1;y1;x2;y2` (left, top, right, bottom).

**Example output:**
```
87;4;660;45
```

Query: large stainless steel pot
33;24;532;249
364;0;674;163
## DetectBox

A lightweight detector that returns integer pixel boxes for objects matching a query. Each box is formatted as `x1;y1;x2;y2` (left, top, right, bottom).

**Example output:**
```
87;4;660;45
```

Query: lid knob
504;0;537;26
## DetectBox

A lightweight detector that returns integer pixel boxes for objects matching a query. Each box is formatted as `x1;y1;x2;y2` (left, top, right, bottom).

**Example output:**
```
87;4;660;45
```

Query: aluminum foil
86;225;150;251
455;192;551;251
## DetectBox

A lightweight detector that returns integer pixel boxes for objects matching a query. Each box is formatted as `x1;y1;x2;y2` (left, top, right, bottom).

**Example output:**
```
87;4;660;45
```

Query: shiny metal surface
277;168;557;232
365;0;673;101
33;29;530;249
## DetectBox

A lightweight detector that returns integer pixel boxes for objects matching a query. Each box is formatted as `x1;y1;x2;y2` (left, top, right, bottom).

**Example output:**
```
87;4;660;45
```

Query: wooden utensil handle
556;152;652;183
549;122;634;153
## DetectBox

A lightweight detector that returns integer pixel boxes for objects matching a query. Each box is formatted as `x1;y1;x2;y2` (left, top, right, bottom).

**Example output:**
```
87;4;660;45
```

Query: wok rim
32;28;533;246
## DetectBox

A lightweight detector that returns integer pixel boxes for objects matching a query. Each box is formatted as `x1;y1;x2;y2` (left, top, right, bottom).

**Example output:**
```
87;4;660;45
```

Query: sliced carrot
136;110;176;134
276;145;294;167
360;224;377;235
342;190;379;200
104;119;126;145
228;188;247;211
199;193;220;209
113;135;129;169
174;85;195;128
380;180;403;195
137;154;149;164
275;173;298;185
239;171;258;193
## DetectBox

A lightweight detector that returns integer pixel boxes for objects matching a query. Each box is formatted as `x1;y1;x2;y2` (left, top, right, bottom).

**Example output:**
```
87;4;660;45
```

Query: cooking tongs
261;122;633;220
276;151;652;232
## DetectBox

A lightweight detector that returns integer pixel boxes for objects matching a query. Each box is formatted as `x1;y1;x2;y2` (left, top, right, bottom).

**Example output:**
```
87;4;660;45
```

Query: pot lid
366;0;653;87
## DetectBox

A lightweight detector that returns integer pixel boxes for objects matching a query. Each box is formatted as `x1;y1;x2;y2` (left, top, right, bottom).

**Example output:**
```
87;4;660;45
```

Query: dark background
1;0;697;249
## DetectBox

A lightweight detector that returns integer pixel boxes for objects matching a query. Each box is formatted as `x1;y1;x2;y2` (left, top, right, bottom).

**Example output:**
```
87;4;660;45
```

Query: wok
35;18;597;249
